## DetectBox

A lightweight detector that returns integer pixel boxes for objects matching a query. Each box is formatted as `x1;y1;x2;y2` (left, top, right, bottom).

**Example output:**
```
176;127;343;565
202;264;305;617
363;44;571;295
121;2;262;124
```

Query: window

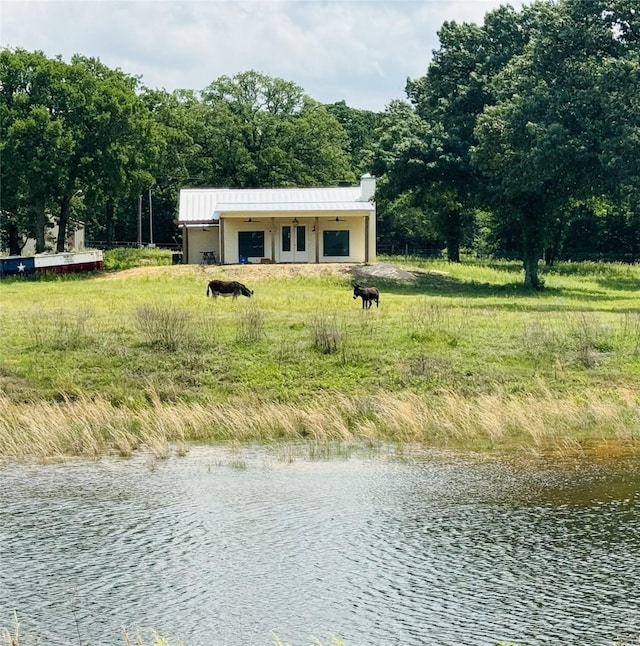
323;230;349;257
282;226;291;252
238;231;264;258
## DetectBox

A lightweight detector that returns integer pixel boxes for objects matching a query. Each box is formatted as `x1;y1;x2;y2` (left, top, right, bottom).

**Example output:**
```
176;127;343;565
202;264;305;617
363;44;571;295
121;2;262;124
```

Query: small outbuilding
177;174;376;265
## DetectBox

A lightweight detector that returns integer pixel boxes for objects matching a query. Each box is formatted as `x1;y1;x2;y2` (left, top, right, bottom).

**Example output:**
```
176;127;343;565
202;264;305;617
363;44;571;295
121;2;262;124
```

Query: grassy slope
1;254;639;458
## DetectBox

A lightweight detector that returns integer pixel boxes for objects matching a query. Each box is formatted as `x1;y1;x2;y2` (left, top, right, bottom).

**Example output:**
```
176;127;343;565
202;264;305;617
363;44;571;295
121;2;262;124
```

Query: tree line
1;0;639;287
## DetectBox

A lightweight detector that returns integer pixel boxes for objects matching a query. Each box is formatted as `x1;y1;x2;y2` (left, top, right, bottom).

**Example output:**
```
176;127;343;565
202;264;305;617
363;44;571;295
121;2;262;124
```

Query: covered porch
178;175;376;265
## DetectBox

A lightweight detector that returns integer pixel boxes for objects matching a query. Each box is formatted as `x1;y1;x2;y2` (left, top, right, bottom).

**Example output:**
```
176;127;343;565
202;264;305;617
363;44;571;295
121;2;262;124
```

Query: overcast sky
1;0;524;112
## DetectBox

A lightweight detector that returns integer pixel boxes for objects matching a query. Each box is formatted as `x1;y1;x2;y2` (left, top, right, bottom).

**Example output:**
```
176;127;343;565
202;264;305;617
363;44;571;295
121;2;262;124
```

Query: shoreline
2;389;638;462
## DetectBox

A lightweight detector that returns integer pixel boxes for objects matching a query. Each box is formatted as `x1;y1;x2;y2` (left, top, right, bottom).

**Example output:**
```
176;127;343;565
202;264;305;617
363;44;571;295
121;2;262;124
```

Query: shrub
311;312;345;355
103;248;172;271
235;302;265;344
134;304;190;351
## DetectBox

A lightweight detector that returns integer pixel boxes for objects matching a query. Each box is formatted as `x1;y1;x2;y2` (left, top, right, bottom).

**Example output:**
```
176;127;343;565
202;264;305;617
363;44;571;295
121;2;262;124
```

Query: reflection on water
0;445;639;646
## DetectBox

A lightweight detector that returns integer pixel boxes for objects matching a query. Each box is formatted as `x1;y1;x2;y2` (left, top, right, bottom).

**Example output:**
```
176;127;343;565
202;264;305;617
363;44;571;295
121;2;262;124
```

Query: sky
1;0;524;112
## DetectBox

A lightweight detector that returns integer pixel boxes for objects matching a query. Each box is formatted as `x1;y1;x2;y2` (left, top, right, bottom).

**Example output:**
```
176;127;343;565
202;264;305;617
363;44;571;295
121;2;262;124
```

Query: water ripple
1;449;639;645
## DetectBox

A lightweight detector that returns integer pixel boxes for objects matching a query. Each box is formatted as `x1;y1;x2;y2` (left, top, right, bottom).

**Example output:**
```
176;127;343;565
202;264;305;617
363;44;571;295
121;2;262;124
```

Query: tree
1;49;72;252
373;6;532;262
1;49;160;251
324;100;381;173
138;89;204;245
199;71;354;188
472;0;639;287
370;100;447;252
63;55;159;248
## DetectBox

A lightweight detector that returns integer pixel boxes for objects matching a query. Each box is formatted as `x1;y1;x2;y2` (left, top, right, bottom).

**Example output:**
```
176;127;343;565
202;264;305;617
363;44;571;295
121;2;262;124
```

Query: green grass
103;247;173;271
1;256;639;459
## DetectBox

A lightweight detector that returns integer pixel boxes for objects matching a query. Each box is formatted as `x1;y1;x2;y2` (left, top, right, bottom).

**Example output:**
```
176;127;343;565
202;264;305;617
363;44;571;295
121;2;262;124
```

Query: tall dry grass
1;387;638;461
135;303;191;351
235;300;265;343
25;307;95;351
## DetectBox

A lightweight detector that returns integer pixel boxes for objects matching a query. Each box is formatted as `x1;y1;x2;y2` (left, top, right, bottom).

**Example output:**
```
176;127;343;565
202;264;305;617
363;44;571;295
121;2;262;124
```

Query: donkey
353;284;379;309
207;279;254;300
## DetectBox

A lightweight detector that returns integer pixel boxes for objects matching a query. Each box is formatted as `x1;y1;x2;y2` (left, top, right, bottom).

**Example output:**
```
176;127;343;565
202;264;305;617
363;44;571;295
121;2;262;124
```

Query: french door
280;224;308;262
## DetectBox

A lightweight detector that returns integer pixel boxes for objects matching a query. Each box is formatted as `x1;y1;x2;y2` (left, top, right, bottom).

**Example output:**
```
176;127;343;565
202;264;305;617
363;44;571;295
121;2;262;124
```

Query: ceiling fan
244;217;261;223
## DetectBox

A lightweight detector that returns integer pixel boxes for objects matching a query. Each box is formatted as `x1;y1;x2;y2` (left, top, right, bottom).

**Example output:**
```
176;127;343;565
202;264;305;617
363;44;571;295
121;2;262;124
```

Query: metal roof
178;185;375;223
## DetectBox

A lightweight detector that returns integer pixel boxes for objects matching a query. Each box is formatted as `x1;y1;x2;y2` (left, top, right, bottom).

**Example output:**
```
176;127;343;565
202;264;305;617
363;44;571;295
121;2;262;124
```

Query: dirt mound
349;262;418;283
214;262;356;281
97;262;419;283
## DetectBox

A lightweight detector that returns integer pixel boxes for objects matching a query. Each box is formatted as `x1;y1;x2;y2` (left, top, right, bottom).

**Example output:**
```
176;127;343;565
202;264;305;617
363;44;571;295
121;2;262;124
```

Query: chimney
359;173;375;201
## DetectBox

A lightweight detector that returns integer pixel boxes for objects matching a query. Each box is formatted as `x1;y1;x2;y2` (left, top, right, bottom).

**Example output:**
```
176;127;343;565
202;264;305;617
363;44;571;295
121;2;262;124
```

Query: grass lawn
1;252;639;459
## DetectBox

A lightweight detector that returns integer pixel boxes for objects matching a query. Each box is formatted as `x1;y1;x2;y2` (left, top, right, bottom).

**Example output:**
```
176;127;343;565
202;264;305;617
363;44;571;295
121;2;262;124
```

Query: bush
235;302;265;344
311;313;345;355
104;248;172;271
135;304;190;351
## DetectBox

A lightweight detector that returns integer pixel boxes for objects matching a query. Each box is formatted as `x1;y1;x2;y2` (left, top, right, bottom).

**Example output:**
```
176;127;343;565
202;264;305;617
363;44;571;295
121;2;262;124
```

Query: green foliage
470;0;640;286
370;0;640;285
199;71;354;188
3;1;639;279
324;100;381;172
103;248;172;271
0;48;160;252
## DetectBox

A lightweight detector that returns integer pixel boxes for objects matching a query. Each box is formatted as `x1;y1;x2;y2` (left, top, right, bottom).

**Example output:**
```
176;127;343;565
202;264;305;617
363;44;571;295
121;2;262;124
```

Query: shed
177;174;376;265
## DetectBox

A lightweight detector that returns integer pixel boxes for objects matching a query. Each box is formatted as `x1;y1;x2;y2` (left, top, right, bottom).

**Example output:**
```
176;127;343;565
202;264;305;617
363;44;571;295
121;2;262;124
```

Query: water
1;444;639;646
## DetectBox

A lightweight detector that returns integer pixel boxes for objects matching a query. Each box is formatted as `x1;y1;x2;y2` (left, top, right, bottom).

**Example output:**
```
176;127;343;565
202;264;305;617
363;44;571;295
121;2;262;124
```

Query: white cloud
1;0;524;111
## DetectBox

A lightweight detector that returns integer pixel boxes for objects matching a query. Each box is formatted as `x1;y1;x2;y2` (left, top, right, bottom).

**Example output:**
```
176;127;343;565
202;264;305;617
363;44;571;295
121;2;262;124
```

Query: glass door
294;225;307;262
280;223;308;262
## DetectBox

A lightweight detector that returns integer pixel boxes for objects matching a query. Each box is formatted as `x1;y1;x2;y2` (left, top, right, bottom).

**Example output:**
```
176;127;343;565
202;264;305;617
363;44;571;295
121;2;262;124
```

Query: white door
280;224;308;262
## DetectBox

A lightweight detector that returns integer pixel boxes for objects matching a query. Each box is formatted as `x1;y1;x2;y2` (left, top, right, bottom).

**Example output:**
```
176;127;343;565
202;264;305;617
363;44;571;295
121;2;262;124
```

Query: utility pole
137;194;143;247
148;187;154;248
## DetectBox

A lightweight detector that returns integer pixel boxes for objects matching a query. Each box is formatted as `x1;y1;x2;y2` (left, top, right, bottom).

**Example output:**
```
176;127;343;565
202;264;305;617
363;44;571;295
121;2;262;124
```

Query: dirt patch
97;262;422;283
213;262;356;281
350;262;418;283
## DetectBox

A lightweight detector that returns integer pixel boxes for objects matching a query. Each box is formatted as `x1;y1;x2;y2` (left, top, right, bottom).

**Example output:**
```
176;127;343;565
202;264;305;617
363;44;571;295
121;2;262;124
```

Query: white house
177;174;376;265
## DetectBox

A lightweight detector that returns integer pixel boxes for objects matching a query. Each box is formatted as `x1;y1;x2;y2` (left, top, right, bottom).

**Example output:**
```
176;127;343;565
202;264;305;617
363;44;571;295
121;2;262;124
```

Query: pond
1;444;638;646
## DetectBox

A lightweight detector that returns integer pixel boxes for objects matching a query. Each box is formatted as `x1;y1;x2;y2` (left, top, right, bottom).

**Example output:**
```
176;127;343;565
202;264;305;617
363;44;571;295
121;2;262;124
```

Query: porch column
314;217;320;263
219;219;225;265
271;217;276;262
364;215;370;263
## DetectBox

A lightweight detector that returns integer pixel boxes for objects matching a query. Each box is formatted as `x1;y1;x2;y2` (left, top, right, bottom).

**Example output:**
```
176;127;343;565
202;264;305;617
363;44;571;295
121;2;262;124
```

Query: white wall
18;224;85;256
317;219;365;263
222;220;274;264
360;173;376;202
185;227;220;264
187;211;374;265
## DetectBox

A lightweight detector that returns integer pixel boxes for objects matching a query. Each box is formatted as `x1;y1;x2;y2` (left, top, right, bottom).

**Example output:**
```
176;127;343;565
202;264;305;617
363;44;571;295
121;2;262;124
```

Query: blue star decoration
0;256;35;276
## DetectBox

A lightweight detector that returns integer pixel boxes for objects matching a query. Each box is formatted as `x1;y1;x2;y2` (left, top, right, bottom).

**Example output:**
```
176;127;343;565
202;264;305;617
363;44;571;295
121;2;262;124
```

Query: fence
376;245;638;264
86;241;182;252
376;244;444;259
